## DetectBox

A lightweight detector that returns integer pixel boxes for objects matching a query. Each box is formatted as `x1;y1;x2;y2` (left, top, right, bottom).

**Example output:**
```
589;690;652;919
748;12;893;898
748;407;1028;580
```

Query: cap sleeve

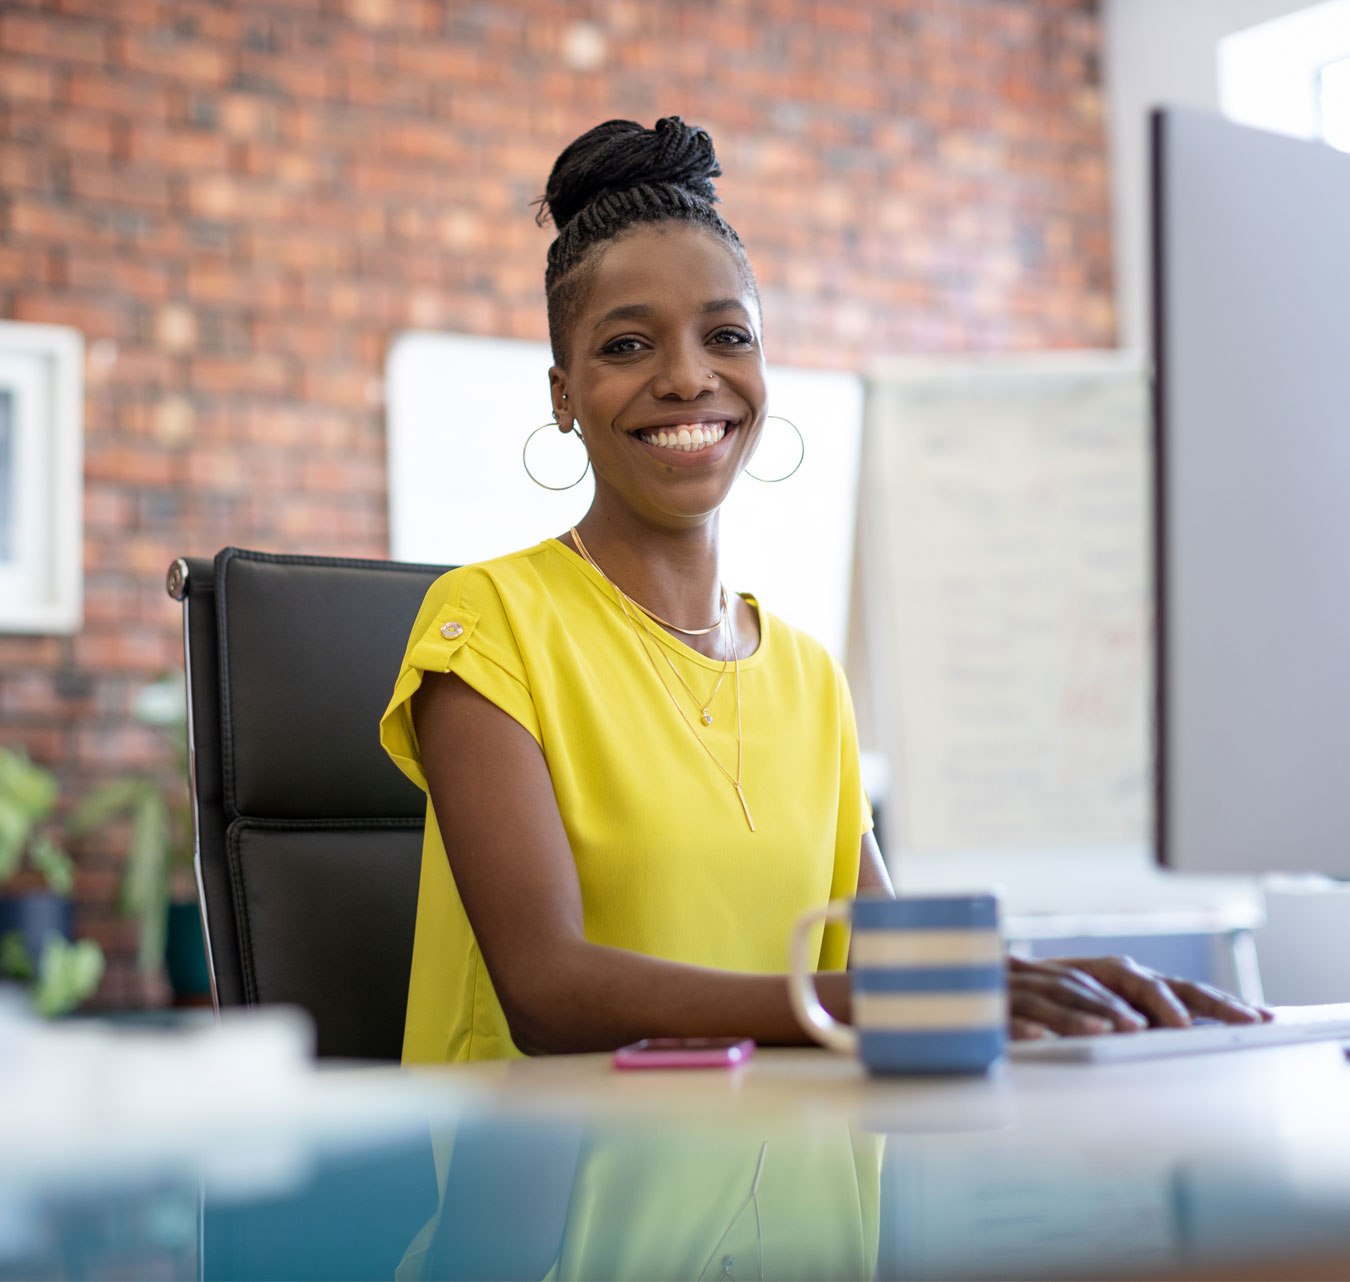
380;569;542;792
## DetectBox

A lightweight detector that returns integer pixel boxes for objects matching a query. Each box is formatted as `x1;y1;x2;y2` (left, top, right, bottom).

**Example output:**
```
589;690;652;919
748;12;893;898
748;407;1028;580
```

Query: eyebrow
591;298;750;331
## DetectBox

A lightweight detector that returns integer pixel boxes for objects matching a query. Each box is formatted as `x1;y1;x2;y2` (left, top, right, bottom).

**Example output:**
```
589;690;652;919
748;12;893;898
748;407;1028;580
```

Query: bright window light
1219;1;1350;141
1320;55;1350;151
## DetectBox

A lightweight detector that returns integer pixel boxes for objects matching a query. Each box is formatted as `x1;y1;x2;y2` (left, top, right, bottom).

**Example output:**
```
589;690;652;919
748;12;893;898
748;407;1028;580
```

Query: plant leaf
0;804;24;881
0;749;58;876
0;748;59;815
69;777;156;833
121;793;169;910
123;793;171;974
31;934;105;1018
0;929;34;981
29;837;75;896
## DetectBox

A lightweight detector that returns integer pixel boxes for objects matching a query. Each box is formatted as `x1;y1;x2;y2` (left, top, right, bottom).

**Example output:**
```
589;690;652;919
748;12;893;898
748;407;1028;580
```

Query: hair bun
539;116;722;230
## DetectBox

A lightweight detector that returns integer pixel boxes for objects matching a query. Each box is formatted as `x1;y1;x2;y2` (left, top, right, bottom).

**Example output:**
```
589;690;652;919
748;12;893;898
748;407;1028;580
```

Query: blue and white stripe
852;894;1005;1074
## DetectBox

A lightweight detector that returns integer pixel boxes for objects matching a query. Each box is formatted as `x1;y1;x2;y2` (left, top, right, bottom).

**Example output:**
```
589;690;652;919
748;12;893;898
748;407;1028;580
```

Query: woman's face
550;223;767;529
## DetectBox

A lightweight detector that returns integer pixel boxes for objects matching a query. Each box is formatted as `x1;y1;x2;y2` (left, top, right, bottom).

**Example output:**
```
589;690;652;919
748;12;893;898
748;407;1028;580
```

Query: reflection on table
5;1002;1350;1280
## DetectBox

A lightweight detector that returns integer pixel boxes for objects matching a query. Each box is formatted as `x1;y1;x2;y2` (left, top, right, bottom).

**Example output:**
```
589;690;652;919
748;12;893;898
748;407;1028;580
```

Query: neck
569;510;723;636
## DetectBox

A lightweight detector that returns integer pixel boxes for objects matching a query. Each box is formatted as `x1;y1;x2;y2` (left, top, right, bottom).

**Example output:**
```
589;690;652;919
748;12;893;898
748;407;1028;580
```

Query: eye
600;335;646;356
710;327;753;347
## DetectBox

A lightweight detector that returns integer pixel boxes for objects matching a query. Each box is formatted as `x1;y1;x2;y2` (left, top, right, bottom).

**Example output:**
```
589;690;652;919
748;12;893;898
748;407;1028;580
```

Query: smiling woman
549;227;764;534
378;117;886;1063
378;117;1267;1064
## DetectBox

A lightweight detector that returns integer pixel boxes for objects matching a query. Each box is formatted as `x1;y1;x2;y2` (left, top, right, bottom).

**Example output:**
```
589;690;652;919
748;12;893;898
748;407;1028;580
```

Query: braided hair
537;116;758;365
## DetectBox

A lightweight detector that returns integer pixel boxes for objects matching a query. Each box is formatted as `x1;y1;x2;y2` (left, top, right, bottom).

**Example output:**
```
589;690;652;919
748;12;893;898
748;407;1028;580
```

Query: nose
650;337;714;402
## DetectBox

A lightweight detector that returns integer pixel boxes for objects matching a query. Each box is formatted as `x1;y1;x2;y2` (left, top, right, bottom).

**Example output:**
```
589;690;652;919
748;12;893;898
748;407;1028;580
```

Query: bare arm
411;671;855;1054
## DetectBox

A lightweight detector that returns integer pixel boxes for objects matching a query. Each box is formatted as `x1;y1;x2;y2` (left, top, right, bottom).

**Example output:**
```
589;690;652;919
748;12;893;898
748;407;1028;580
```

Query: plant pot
0;891;73;964
164;900;212;1006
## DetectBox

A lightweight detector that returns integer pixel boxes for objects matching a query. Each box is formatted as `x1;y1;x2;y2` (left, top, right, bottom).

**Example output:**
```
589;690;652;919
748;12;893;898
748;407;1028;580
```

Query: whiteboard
861;354;1151;856
386;332;863;658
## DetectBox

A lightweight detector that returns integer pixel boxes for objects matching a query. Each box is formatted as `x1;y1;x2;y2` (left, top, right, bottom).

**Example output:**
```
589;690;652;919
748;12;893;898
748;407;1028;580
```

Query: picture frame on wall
0;320;83;634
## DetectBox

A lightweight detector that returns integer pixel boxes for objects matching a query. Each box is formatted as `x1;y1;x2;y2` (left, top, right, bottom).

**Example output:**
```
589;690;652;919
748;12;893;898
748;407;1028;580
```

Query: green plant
0;748;106;1017
74;772;189;975
75;672;193;976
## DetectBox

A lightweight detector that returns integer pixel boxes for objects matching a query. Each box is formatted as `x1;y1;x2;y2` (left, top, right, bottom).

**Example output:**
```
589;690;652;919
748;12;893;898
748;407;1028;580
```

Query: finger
1009;1017;1052;1041
1092;964;1193;1028
1015;965;1149;1031
1014;973;1143;1029
1168;979;1270;1024
1010;990;1115;1037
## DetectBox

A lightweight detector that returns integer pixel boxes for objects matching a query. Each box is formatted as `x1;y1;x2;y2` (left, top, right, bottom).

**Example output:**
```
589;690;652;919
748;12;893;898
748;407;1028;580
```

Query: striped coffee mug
788;893;1006;1074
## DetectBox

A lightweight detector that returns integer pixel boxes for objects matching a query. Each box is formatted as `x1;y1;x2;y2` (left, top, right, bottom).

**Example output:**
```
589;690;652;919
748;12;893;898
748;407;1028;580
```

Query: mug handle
788;900;858;1055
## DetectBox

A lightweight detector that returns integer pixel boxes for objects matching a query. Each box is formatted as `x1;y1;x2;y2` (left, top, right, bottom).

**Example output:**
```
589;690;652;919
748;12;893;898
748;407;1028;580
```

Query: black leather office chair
167;547;450;1060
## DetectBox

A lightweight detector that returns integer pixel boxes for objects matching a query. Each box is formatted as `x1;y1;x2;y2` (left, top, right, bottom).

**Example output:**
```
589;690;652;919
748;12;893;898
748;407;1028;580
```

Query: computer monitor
1152;106;1350;877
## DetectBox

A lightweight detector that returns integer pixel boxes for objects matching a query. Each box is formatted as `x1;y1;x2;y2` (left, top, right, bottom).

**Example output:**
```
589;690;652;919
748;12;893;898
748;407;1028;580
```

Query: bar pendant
735;783;755;832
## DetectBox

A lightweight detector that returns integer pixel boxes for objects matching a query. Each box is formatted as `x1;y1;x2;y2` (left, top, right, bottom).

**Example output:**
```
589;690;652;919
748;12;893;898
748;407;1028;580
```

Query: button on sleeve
408;606;479;672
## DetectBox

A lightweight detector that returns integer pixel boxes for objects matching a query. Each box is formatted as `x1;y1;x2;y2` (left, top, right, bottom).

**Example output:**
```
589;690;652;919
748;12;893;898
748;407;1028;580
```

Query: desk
6;1033;1350;1280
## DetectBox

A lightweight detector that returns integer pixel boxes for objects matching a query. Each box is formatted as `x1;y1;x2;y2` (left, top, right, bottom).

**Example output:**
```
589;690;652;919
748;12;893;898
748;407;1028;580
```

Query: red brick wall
0;0;1112;1006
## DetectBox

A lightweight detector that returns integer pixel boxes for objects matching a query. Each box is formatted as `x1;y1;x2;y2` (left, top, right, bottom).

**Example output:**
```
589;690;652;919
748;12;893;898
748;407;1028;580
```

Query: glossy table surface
6;1012;1350;1280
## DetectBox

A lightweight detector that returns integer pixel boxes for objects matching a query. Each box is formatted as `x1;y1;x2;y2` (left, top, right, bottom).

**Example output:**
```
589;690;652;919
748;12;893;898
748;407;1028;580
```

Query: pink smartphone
612;1036;756;1069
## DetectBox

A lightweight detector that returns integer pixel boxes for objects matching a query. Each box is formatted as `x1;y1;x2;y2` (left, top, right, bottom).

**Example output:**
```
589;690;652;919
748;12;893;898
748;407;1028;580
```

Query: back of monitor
1153;107;1350;876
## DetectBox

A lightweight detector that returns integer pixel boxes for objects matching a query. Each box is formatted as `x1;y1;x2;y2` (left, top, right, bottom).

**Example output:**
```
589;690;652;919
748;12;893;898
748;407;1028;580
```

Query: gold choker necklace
572;532;726;637
570;527;730;724
568;527;754;831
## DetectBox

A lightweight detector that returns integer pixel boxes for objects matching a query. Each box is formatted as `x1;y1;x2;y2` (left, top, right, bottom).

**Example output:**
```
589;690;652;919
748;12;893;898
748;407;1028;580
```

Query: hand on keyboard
1008;954;1273;1041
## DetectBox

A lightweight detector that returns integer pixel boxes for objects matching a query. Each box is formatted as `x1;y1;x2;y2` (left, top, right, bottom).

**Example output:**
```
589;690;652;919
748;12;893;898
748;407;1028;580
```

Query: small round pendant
701;710;713;725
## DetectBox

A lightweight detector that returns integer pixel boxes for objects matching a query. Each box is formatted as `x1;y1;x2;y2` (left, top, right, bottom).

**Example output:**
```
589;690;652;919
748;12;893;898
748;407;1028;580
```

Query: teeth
637;423;727;452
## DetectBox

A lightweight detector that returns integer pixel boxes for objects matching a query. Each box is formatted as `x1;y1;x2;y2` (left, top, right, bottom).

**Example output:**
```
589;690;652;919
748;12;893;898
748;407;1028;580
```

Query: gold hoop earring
745;415;805;483
523;422;591;491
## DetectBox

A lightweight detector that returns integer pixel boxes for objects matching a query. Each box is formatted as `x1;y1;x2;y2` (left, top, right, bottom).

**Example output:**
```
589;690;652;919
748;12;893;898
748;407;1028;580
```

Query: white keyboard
1009;1003;1350;1063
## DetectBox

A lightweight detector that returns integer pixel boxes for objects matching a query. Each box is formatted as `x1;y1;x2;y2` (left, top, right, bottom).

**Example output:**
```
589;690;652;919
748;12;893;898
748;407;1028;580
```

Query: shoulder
751;598;842;673
414;541;567;616
747;598;855;709
398;541;572;670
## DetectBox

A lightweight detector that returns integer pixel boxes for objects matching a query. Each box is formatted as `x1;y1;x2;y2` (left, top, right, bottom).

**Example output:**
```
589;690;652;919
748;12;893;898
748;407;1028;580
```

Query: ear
548;367;570;431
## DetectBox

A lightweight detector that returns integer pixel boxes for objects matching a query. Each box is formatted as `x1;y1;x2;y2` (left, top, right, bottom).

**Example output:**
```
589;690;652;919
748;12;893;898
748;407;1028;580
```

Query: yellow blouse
380;538;871;1063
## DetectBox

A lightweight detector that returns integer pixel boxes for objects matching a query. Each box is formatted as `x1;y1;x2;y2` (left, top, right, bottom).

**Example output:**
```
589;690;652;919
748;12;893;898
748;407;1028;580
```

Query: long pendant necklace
656;608;730;725
568;527;755;831
571;527;731;724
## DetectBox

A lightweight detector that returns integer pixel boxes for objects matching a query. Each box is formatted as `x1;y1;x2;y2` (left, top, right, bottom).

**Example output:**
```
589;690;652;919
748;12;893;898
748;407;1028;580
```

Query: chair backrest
167;547;450;1060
